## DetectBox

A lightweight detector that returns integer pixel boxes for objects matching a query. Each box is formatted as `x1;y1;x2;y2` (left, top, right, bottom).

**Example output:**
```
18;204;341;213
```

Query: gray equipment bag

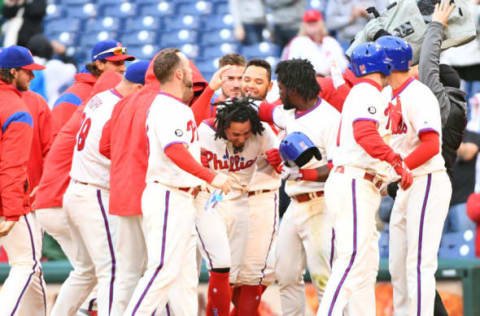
346;0;476;64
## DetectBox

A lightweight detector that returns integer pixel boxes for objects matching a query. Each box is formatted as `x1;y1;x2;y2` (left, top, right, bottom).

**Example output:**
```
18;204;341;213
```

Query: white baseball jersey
387;78;446;176
272;98;340;196
334;79;391;177
145;92;203;188
198;120;278;194
70;89;122;189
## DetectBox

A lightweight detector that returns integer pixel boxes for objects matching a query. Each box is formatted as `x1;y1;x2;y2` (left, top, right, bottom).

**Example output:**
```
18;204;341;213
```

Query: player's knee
275;267;302;286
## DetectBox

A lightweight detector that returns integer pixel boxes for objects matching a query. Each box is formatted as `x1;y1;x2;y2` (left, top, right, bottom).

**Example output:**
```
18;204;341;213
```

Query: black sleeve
24;0;46;18
463;130;480;147
2;3;21;19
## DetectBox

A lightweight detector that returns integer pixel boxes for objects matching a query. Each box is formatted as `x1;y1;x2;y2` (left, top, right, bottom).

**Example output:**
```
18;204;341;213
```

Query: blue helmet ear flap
279;131;322;167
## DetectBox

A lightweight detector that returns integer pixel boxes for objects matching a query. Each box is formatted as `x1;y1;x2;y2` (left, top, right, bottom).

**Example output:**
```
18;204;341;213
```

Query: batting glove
280;165;302;181
390;154;413;190
265;148;282;167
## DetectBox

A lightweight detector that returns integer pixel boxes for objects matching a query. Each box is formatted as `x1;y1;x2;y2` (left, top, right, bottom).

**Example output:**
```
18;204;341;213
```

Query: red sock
229;287;241;316
206;272;232;316
237;285;263;315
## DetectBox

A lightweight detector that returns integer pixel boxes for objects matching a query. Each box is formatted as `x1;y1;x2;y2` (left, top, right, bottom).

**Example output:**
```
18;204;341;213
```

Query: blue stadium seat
438;231;476;259
164;15;200;31
195;59;218;77
44;4;64;21
62;0;89;5
202;43;238;59
200;29;235;46
214;2;230;15
64;3;97;19
125;16;162;32
45;18;81;36
138;2;175;17
161;30;198;47
100;3;137;18
96;0;123;4
181;44;200;59
127;45;158;60
50;31;77;46
120;30;158;46
241;42;282;59
84;16;121;33
135;0;162;4
79;31;118;47
202;13;234;31
379;230;389;259
177;1;212;15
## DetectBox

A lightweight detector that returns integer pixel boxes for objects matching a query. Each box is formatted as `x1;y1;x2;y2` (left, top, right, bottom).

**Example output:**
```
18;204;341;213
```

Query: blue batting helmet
375;36;412;72
350;42;391;77
279;131;322;167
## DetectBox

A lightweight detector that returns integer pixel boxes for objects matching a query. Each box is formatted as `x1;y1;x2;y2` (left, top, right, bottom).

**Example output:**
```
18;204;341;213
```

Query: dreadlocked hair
275;59;320;101
214;97;265;140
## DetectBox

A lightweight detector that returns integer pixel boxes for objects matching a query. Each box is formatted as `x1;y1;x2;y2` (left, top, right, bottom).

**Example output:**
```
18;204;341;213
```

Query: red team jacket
100;57;210;217
317;68;357;113
0;81;34;220
22;91;53;192
51;72;97;137
33;72;122;210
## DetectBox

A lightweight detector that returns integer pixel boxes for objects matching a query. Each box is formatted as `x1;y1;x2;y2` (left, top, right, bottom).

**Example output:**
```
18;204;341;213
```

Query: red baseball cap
303;9;323;23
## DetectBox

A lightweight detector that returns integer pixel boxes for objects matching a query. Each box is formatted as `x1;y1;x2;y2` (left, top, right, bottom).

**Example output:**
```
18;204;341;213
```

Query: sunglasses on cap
93;46;128;60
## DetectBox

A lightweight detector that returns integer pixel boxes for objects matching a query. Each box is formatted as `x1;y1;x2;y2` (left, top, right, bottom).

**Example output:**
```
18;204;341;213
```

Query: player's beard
182;75;194;104
233;145;244;154
223;87;241;100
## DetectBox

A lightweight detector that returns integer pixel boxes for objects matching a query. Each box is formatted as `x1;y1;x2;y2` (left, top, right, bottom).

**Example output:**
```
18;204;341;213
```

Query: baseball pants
112;215;147;316
275;195;334;316
389;172;452;316
63;182;118;316
36;207;98;316
194;191;231;270
124;183;198;316
0;213;47;316
318;170;381;316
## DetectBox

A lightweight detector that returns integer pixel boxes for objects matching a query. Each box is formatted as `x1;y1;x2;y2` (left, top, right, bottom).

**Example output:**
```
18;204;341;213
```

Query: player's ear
267;80;273;92
175;67;183;81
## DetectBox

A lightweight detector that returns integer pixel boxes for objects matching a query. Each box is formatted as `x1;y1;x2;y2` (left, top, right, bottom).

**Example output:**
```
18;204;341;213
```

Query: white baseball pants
124;183;198;316
275;196;334;316
63;182;117;316
318;171;380;316
0;213;46;316
389;172;451;316
36;207;98;316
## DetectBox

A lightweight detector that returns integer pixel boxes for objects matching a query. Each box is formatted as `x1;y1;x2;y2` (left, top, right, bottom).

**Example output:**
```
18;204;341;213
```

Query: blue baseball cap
125;60;150;85
91;40;134;62
0;46;45;70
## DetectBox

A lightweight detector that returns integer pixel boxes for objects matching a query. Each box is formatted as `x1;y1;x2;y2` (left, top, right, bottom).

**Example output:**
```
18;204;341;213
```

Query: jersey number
77;115;92;151
187;120;198;143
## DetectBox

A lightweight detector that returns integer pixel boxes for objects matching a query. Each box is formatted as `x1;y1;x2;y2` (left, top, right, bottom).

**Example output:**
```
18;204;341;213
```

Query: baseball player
317;42;413;316
0;46;46;316
212;53;246;104
99;53;231;315
255;59;340;315
196;96;279;316
34;71;123;316
61;62;148;316
22;90;53;199
51;40;134;136
123;48;231;316
377;35;452;316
